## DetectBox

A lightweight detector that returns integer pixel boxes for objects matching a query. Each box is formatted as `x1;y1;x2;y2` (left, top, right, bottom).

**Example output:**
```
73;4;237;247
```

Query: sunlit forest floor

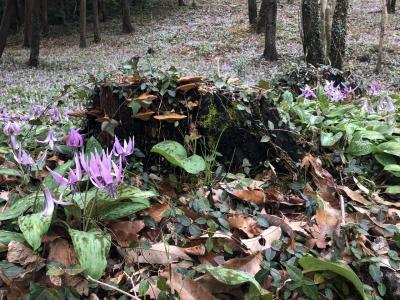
1;0;399;98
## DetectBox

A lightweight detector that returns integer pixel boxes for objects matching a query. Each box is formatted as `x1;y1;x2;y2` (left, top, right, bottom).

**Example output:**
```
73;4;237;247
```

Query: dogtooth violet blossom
80;150;123;197
368;81;381;96
324;81;346;102
361;99;375;114
299;85;316;99
42;188;71;216
113;136;134;162
3;121;21;149
47;155;82;190
38;129;57;150
66;128;84;148
377;97;395;113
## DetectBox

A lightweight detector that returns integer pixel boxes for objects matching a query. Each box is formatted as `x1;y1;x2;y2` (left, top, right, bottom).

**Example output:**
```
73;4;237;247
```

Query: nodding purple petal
3;122;21;136
46;167;69;186
368;81;381;96
42;188;71;216
39;130;57;150
66;128;84;148
385;97;395;112
299;85;316;99
113;136;134;162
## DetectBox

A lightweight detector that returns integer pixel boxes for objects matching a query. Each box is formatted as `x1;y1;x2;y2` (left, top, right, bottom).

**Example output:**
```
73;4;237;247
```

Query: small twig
87;275;141;300
339;194;346;225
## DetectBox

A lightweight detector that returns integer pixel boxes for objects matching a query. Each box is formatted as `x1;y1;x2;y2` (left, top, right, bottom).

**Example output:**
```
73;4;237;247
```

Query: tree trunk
376;0;387;74
15;0;25;28
256;0;267;33
248;0;258;28
387;0;396;13
28;0;41;67
23;0;33;47
302;0;324;65
41;0;49;35
178;0;185;6
99;0;107;22
122;0;134;33
80;0;87;48
263;0;278;61
329;0;348;69
93;0;101;43
0;0;16;61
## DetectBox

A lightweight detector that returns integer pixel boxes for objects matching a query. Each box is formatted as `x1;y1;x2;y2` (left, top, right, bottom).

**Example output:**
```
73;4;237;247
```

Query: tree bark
329;0;348;69
80;0;87;48
23;0;33;47
41;0;49;35
93;0;101;43
122;0;134;33
0;0;16;61
263;0;278;61
256;0;267;33
178;0;185;6
302;0;324;65
376;0;387;74
248;0;258;28
28;0;41;67
387;0;396;13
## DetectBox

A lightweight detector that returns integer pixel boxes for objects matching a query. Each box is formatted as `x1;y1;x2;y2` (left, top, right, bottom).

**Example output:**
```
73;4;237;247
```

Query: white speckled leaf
18;213;52;251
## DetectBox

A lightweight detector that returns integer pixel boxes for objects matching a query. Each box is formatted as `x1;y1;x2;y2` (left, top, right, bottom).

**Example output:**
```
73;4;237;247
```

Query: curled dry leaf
109;220;145;247
142;202;170;223
176;83;197;93
227;215;262;238
315;202;341;236
177;76;203;84
183;244;206;256
136;93;158;102
163;271;216;300
222;252;263;276
154;113;187;121
228;189;265;205
47;238;78;267
7;241;42;266
241;226;282;254
337;186;372;206
134;111;155;120
124;242;192;265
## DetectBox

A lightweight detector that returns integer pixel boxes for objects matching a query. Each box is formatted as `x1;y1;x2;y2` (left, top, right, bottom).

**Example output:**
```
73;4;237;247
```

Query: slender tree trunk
0;0;16;61
93;0;101;43
302;0;324;65
41;0;49;35
29;0;41;67
24;0;33;47
80;0;87;48
15;0;24;28
178;0;185;6
248;0;258;29
257;0;267;33
376;0;387;74
329;0;348;69
263;0;278;61
99;0;107;22
387;0;396;13
122;0;134;33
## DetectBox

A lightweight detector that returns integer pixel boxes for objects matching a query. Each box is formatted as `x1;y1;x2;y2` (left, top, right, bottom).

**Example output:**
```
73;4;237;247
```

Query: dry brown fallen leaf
222;252;263;276
109;220;145;247
177;76;203;84
176;83;197;93
228;189;265;205
227;215;262;238
154;113;187;121
337;186;372;206
241;226;282;254
136;93;158;102
142;202;171;223
163;271;216;300
183;244;206;256
47;238;78;267
315;202;341;236
134;111;155;120
124;242;192;265
7;241;42;266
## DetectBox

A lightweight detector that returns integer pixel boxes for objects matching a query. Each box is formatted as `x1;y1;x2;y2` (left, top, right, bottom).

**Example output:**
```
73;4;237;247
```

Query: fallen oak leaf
47;238;78;268
227;215;262;238
337;186;372;206
142;202;170;223
228;189;265;205
241;226;282;254
109;220;145;247
222;252;263;276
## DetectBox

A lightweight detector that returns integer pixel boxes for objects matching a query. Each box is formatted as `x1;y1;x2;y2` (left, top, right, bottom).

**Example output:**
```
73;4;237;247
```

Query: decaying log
85;75;304;174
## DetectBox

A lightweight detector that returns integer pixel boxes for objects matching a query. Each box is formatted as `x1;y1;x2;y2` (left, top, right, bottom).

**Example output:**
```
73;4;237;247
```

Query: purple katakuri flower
42;188;71;216
14;147;34;166
361;99;375;114
113;136;134;162
66;128;84;148
368;81;381;96
47;155;82;188
3;122;21;136
39;130;57;150
299;85;316;99
377;97;396;114
80;150;123;197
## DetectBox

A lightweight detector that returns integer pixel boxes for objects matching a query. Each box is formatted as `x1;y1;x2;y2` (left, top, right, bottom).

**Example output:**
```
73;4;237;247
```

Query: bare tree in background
387;0;396;13
248;0;258;29
376;0;387;73
302;0;324;65
80;0;87;48
0;0;16;61
257;0;267;33
24;0;33;47
122;0;134;33
329;0;349;69
29;0;41;67
41;0;49;35
93;0;101;43
263;0;278;61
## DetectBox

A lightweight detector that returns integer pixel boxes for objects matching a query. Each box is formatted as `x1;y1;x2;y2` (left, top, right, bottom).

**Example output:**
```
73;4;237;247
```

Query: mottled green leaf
346;140;374;156
18;213;52;250
69;229;111;280
0;168;23;177
378;141;400;157
385;186;400;194
321;132;343;147
0;193;44;221
0;230;25;248
375;153;397;167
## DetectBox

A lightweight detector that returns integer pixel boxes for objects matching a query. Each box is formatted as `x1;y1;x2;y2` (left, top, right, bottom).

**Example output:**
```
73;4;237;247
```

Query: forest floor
1;0;400;100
